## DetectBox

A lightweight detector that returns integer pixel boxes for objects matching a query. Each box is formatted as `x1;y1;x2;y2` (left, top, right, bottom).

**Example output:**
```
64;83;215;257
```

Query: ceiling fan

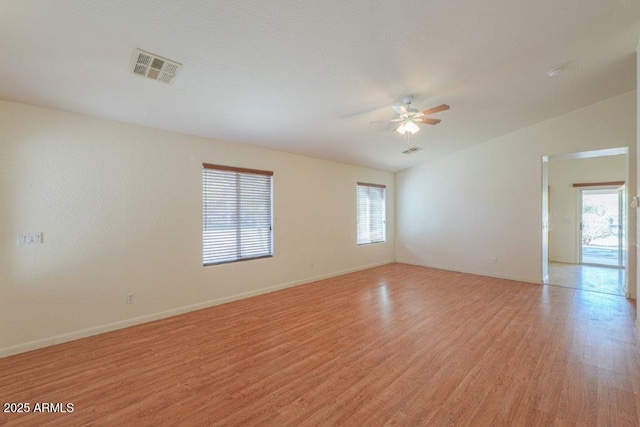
372;96;449;135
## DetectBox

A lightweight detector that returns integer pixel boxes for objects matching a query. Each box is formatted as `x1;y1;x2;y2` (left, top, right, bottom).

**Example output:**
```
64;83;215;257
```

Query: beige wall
396;91;636;289
636;38;640;326
0;100;395;356
548;155;626;264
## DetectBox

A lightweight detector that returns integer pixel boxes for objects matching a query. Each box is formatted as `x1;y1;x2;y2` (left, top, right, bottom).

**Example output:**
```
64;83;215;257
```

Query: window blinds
202;164;273;265
356;182;386;245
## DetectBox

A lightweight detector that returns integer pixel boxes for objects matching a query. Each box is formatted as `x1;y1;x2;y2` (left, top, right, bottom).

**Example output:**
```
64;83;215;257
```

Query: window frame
202;163;274;266
356;182;386;245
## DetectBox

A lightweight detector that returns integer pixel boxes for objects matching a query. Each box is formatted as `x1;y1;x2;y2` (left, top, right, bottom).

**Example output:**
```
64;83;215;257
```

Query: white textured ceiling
1;1;639;171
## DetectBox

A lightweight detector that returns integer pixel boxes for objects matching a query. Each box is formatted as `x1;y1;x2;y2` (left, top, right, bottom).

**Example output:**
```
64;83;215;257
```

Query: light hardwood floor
549;261;626;296
1;263;639;426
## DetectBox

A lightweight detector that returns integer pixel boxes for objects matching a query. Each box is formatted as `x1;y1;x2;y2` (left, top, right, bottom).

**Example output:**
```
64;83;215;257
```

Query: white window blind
202;164;273;265
357;182;386;245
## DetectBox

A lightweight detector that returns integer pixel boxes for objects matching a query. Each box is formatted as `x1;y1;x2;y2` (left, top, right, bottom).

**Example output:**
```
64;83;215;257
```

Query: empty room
2;1;640;425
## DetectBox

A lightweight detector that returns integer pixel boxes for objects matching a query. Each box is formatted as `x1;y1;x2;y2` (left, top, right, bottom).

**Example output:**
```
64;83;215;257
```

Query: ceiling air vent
129;48;182;85
402;146;423;155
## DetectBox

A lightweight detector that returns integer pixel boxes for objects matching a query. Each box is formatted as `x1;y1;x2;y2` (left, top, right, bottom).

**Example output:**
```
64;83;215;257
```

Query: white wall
396;91;637;289
548;155;626;263
0;100;395;356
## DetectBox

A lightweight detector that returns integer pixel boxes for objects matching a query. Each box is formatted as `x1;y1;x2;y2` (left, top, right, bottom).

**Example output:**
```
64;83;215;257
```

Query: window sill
204;255;273;267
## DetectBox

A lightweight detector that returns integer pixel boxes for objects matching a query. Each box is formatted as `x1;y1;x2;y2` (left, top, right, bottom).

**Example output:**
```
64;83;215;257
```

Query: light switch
17;233;43;246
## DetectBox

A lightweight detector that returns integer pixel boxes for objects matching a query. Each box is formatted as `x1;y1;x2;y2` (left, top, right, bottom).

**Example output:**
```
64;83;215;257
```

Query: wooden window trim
203;163;273;176
357;182;386;189
572;181;624;188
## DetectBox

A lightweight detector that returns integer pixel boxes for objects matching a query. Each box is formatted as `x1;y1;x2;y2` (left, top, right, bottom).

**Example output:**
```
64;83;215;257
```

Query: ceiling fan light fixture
405;120;420;134
378;98;448;137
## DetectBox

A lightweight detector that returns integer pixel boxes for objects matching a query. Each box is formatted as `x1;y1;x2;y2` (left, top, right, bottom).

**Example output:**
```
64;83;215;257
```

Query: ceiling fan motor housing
402;96;414;106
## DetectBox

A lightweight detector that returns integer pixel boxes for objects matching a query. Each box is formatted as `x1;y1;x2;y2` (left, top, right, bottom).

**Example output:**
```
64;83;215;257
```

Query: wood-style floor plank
1;263;639;426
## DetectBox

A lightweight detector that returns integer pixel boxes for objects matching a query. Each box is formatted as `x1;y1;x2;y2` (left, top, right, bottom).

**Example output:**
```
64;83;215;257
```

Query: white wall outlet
126;293;135;304
17;232;43;246
492;257;497;265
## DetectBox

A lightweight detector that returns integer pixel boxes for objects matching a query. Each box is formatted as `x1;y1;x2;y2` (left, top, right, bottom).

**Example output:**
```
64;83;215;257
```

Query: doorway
579;187;624;268
542;148;629;297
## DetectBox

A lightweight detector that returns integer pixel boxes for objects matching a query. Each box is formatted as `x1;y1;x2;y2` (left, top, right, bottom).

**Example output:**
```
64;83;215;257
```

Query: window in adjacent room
357;182;386;245
202;163;273;265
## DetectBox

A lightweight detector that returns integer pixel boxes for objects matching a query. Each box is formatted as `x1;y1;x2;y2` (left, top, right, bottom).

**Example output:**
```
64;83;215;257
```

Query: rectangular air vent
402;146;423;155
129;48;182;85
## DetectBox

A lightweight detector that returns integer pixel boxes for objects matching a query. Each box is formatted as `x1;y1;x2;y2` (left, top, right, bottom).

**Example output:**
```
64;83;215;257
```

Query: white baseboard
397;260;540;285
0;260;393;359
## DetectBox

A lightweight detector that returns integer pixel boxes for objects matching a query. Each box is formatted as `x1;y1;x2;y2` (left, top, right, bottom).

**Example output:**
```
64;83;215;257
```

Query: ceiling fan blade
419;118;441;125
421;104;450;115
369;118;405;124
392;122;403;132
392;105;408;115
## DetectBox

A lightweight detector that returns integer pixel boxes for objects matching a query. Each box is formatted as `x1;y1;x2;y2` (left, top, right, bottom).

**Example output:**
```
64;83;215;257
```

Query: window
202;163;273;265
357;182;386;245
